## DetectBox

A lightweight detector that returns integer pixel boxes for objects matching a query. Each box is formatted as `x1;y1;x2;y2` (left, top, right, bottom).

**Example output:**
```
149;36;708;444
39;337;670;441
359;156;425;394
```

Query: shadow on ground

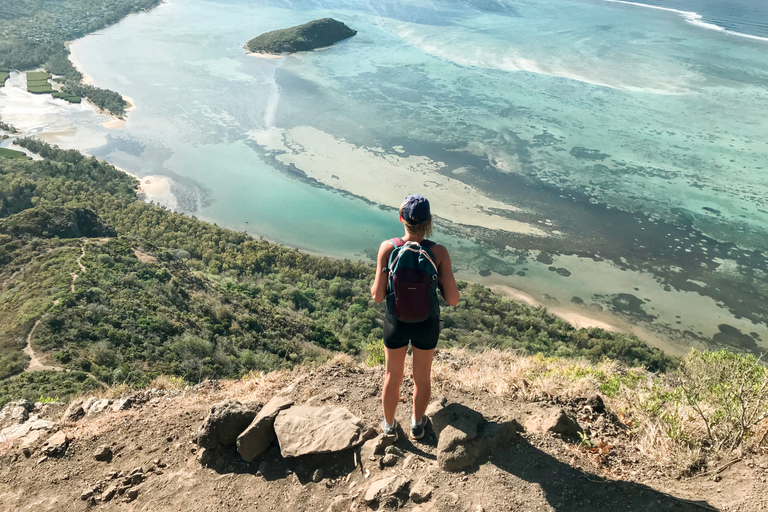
492;438;719;512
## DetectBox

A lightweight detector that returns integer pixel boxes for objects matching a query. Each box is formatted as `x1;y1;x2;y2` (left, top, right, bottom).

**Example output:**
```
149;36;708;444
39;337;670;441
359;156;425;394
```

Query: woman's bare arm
371;240;395;303
432;244;460;306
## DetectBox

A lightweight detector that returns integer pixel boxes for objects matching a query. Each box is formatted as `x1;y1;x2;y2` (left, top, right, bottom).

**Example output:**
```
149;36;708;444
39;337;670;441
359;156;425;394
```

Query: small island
246;18;356;55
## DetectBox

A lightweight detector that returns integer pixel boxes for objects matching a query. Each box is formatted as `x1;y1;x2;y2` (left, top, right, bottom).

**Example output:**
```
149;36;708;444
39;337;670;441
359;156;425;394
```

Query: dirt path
24;243;86;373
70;243;86;292
22;313;63;372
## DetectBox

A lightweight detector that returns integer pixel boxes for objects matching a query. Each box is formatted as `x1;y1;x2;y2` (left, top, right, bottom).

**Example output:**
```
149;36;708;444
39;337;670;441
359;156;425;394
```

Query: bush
677;349;768;450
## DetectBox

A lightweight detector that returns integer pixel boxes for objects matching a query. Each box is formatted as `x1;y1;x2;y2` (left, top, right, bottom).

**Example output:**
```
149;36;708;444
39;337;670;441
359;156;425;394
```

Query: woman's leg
411;347;435;423
382;346;408;425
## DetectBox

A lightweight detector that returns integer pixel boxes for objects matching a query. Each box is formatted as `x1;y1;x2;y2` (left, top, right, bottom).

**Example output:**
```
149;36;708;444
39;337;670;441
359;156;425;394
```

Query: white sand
246;52;284;60
250;126;548;236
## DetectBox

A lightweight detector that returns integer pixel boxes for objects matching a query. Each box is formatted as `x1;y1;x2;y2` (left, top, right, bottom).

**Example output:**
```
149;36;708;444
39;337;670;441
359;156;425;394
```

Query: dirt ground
0;354;766;512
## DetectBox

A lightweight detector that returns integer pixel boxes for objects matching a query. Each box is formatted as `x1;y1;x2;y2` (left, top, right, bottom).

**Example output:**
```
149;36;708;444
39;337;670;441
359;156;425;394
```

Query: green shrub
677;349;768;450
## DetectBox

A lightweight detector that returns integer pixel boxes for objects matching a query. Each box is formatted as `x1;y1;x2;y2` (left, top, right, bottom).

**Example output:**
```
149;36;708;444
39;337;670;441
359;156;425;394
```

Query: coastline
484;282;690;357
67;49;135;129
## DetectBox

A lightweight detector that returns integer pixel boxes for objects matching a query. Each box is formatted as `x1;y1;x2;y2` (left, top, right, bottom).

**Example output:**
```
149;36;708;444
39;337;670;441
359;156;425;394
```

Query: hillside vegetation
0;139;675;405
246;18;357;54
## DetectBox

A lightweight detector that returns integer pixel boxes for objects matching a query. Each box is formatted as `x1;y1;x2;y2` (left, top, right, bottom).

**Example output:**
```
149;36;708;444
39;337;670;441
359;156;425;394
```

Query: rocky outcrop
246;18;356;55
236;392;294;462
193;400;261;449
427;401;523;471
273;405;367;458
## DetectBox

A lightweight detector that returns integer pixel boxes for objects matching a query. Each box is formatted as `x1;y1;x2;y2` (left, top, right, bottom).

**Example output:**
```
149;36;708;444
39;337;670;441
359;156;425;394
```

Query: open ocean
1;0;767;355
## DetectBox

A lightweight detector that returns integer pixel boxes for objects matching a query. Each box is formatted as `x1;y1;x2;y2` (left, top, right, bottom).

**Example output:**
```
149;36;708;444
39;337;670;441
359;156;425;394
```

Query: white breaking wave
393;24;692;94
604;0;768;43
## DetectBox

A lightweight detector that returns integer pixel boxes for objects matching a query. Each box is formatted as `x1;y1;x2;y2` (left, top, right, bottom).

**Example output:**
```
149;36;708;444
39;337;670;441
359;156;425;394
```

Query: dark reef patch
570;147;609;160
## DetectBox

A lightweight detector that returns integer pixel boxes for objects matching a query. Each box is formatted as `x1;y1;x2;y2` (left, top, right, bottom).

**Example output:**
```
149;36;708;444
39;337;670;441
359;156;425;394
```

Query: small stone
409;481;434;503
257;461;268;476
713;475;722;482
102;484;118;502
108;470;119;479
126;488;139;501
166;436;173;442
312;469;324;483
94;445;112;462
61;474;70;480
381;453;399;467
384;446;404;457
130;466;144;475
37;456;48;464
80;489;92;501
22;447;31;458
473;506;485;512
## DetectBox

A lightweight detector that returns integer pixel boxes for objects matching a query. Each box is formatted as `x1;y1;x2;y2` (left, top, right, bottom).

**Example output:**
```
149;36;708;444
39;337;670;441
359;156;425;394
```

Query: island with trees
246;18;357;55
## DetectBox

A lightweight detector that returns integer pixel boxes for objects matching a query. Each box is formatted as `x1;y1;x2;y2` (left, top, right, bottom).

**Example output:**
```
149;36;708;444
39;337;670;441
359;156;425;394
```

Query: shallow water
2;0;767;354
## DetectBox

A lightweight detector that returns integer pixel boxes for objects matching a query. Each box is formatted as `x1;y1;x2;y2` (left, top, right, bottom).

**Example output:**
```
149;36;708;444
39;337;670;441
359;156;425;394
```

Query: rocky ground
0;353;766;512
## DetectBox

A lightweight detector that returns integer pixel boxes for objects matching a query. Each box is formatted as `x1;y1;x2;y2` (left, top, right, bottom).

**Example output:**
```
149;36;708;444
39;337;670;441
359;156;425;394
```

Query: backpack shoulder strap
389;237;405;248
421;239;436;249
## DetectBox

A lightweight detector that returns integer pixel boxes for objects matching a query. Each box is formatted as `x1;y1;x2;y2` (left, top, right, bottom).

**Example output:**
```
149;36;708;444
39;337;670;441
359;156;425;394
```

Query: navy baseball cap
401;194;431;224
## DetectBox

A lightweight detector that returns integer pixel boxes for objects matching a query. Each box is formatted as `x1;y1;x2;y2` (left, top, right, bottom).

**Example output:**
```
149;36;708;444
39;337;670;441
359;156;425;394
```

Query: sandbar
250;126;548;236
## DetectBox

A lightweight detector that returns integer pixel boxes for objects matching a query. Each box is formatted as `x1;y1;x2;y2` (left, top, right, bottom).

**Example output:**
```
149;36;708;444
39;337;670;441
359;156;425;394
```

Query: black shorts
383;313;440;351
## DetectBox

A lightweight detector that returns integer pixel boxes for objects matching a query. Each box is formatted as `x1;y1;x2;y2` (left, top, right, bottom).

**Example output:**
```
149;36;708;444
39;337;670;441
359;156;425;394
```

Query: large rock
0;418;55;446
62;401;86;423
193;400;261;450
429;402;522;471
524;408;582;437
273;405;366;458
364;475;410;505
237;392;294;462
0;400;35;429
41;431;69;457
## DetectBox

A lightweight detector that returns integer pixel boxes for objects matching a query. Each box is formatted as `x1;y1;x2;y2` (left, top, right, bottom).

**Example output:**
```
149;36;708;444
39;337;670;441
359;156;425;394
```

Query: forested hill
0;0;162;116
0;140;675;405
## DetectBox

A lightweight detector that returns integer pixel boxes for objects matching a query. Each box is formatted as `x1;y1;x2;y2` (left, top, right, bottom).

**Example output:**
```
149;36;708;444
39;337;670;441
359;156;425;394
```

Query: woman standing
370;194;460;440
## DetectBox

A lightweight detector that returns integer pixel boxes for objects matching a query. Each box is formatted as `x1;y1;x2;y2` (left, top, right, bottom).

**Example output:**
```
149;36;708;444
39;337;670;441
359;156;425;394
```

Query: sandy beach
250;126;548;236
246;52;284;60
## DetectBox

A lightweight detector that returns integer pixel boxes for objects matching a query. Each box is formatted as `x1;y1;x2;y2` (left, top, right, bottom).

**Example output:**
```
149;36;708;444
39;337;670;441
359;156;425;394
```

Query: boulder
62;399;85;422
364;475;410;505
41;431;69;457
236;392;294;462
193;400;261;450
0;417;54;445
273;405;366;458
430;402;522;471
524;408;582;437
0;400;34;429
86;399;113;416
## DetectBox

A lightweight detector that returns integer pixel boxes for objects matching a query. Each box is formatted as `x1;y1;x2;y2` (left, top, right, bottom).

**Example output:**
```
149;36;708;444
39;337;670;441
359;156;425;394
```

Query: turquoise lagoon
3;0;767;354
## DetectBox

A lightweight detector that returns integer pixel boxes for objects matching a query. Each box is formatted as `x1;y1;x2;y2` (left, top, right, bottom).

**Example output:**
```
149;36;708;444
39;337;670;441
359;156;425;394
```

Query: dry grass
431;349;615;400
